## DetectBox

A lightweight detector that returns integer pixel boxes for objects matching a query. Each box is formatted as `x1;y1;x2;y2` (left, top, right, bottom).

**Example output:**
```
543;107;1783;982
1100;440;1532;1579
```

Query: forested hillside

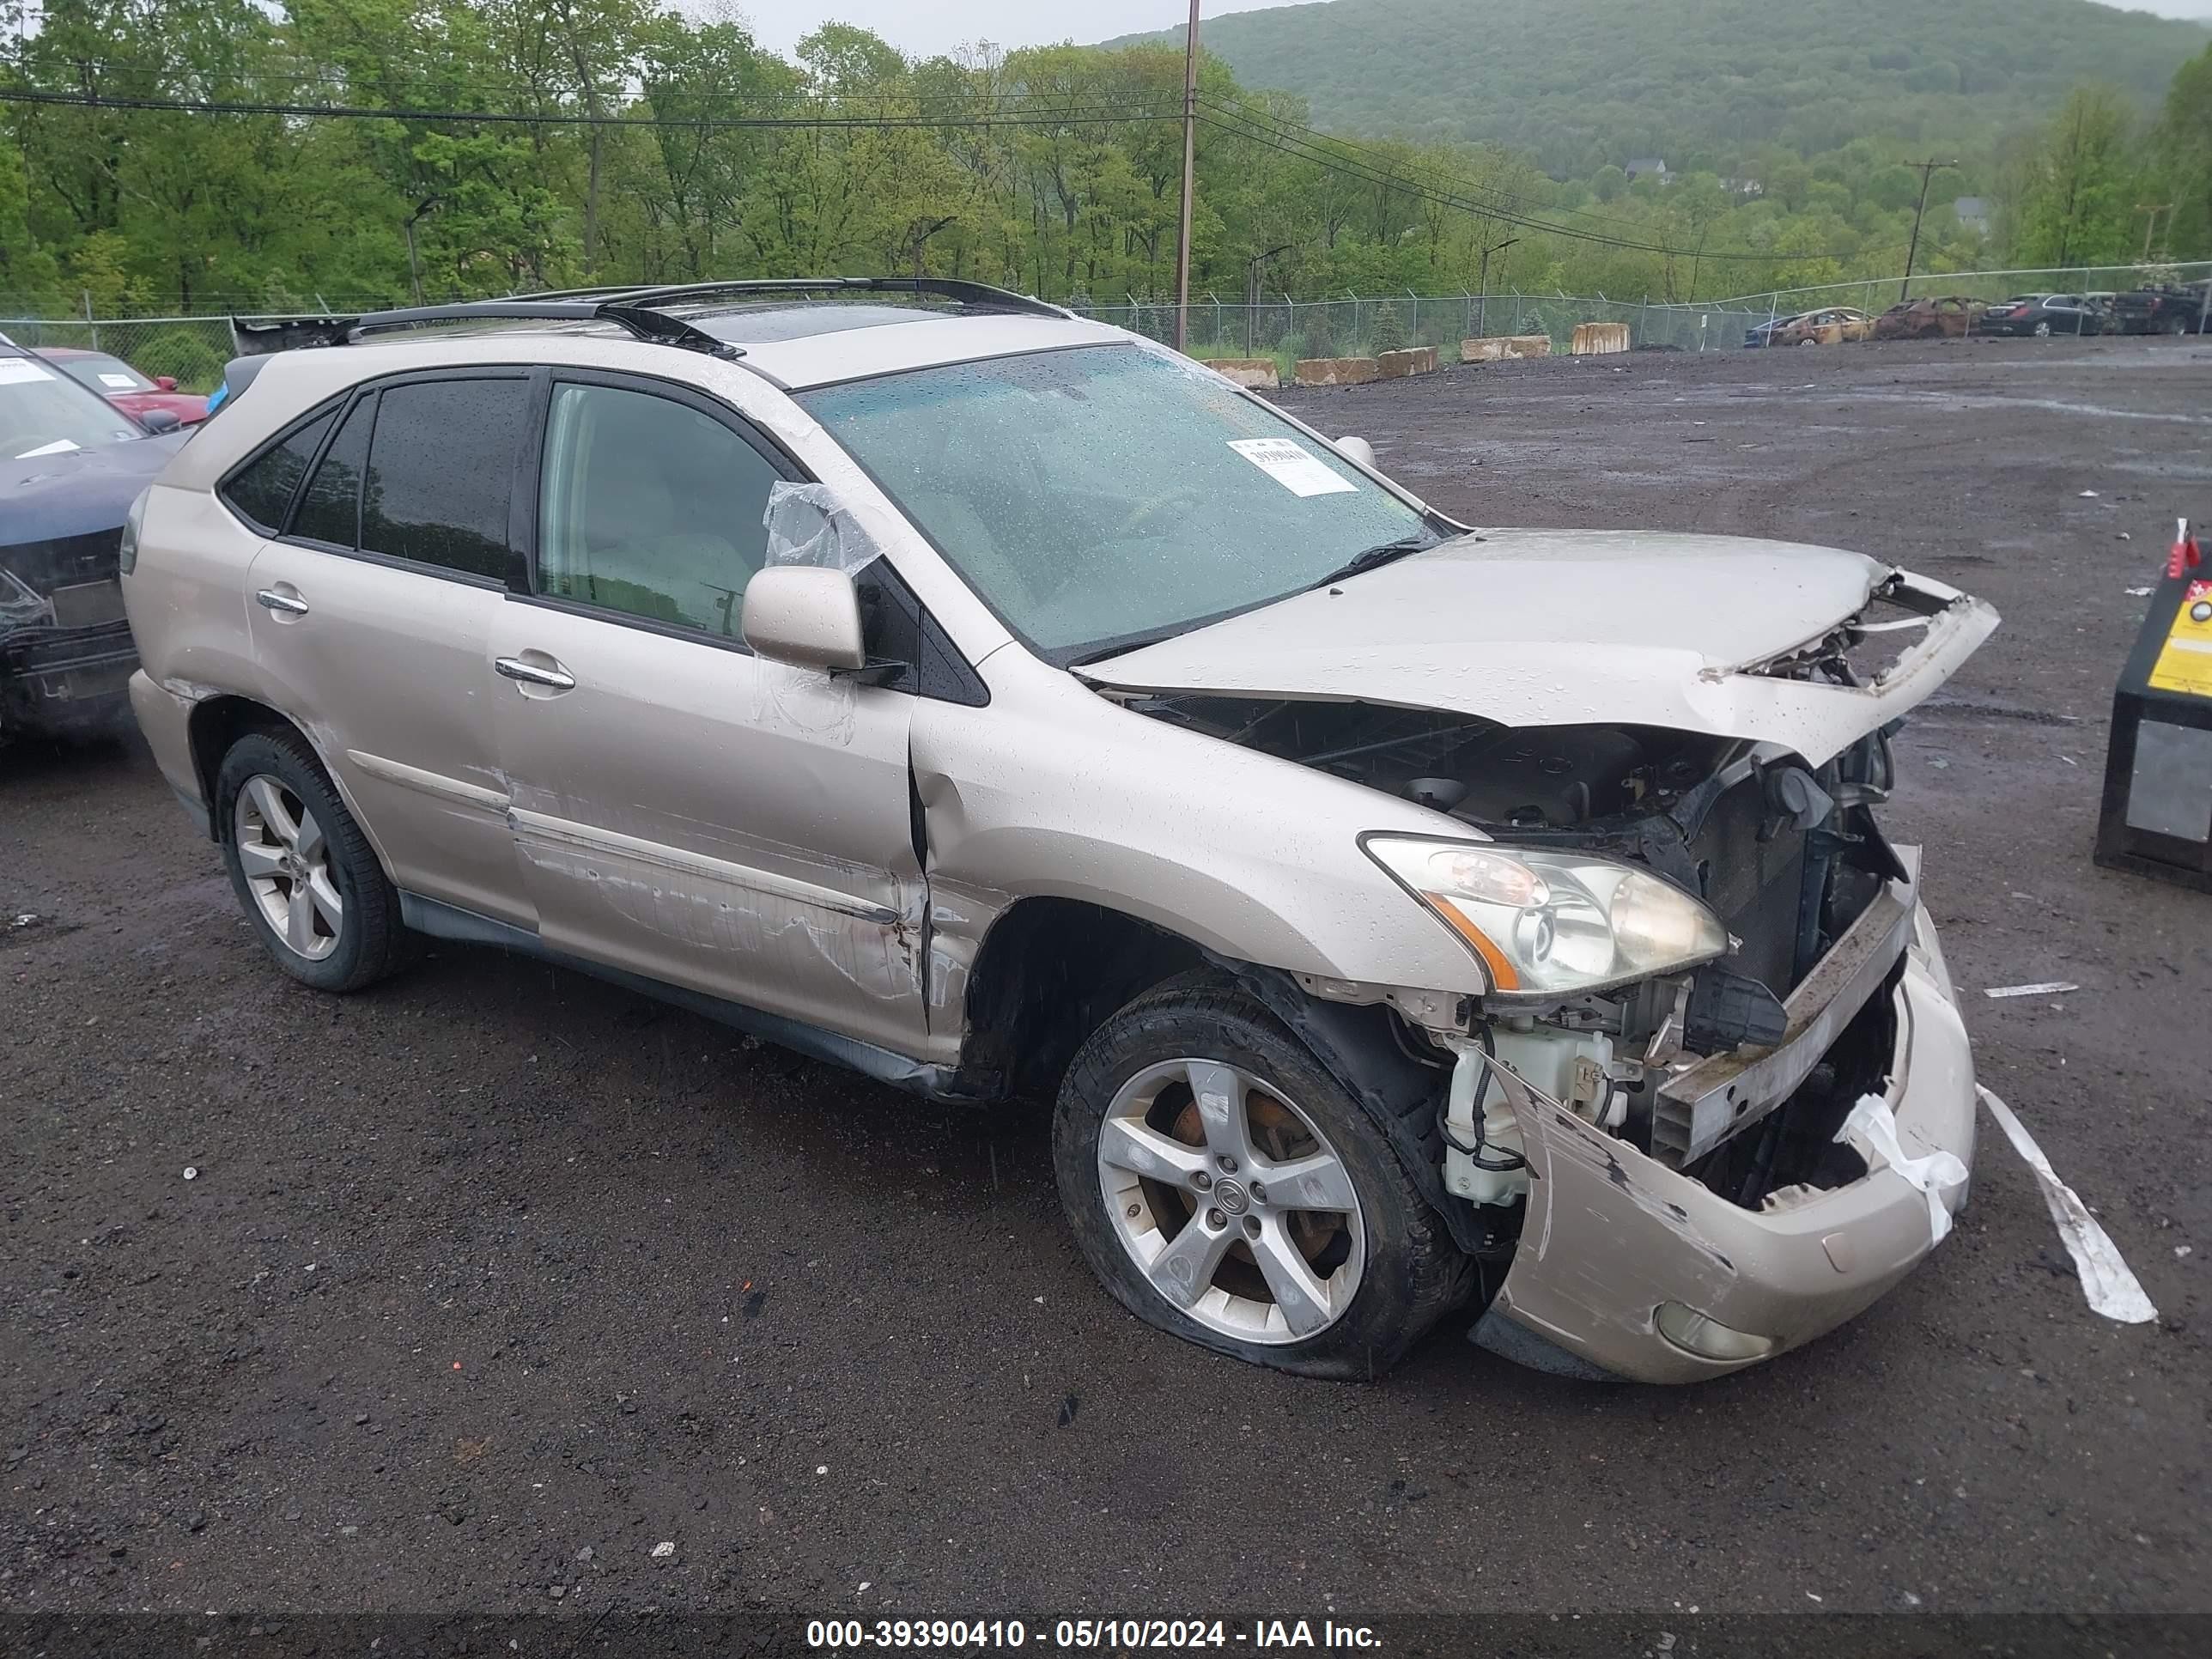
0;0;2206;343
1113;0;2210;172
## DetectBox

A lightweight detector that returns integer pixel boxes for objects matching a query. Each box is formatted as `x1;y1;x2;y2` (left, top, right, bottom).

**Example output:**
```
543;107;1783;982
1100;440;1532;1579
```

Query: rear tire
216;730;406;994
1052;977;1467;1379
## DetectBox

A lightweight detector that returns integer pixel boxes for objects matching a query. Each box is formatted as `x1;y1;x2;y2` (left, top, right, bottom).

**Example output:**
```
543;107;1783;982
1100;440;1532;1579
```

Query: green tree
2012;85;2138;267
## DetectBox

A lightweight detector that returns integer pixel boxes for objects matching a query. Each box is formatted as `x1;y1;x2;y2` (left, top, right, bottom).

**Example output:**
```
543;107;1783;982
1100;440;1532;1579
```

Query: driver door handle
255;588;309;616
495;655;576;691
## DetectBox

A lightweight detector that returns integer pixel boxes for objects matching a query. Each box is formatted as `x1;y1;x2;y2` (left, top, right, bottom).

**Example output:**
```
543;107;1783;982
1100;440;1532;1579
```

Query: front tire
1052;979;1466;1379
216;730;406;993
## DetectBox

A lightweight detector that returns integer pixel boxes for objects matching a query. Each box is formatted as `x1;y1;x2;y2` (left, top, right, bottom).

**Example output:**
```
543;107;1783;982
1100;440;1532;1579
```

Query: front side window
535;382;781;636
360;378;529;580
799;345;1436;660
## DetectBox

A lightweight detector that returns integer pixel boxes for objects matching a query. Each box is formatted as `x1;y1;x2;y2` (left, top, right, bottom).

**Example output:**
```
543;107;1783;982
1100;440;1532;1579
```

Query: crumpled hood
1079;528;1998;765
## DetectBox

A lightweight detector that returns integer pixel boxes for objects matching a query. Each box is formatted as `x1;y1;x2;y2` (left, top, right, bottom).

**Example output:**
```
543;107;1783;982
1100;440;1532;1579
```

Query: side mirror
1335;434;1377;471
741;565;867;672
155;376;179;392
137;409;182;434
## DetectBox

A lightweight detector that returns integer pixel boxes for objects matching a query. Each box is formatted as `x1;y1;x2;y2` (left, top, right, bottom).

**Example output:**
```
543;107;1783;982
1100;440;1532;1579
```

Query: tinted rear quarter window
222;410;335;533
362;379;529;580
292;396;374;548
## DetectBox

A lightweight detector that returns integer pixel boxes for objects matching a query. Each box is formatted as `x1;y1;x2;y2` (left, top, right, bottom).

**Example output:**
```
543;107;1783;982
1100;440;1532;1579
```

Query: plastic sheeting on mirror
755;482;882;744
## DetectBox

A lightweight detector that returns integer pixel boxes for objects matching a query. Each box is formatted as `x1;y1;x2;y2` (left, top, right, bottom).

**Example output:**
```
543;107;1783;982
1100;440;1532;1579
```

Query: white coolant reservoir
1444;1025;1620;1208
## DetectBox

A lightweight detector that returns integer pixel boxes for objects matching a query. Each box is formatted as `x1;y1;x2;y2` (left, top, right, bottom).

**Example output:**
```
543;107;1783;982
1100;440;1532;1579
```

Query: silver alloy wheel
1097;1057;1365;1345
234;774;343;962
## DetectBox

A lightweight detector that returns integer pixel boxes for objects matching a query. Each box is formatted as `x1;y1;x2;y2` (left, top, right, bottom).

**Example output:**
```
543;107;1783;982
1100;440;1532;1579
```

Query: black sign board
2096;527;2212;890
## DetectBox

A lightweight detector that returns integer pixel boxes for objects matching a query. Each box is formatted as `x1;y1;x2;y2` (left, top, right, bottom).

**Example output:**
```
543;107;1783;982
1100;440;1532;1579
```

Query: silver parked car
122;279;1997;1383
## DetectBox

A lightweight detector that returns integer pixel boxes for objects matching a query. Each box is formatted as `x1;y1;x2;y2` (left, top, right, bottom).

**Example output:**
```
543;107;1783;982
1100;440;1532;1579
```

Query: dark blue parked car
1743;313;1805;348
0;339;188;739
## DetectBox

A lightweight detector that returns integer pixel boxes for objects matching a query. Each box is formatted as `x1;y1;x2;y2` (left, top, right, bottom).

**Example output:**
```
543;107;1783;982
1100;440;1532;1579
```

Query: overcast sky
726;0;2212;60
731;2;1318;59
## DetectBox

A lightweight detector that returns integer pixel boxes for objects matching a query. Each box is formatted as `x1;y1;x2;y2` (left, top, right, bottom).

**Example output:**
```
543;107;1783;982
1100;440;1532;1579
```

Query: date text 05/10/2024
805;1618;1383;1649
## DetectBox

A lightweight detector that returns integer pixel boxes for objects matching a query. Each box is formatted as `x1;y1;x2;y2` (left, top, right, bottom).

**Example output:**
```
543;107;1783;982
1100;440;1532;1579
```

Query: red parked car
36;347;209;427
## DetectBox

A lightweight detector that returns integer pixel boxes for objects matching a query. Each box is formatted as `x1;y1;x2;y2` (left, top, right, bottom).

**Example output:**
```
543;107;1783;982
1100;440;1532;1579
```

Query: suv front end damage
1099;549;1995;1381
1457;856;1973;1382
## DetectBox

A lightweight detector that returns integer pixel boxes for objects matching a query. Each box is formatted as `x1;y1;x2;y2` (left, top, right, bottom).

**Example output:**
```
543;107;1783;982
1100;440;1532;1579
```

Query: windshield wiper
1304;532;1439;592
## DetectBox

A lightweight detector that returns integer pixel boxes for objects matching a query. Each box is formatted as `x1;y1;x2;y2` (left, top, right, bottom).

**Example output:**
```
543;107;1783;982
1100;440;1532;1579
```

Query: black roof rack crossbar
509;276;1072;319
345;299;742;358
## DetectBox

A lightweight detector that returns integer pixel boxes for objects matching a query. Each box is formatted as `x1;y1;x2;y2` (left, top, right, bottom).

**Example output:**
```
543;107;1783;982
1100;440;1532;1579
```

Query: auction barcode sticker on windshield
1229;437;1358;497
0;358;56;385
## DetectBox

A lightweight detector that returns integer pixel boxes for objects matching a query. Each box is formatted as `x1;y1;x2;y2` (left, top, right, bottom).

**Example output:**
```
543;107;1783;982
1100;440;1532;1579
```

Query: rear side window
361;379;529;580
222;409;334;533
291;396;374;548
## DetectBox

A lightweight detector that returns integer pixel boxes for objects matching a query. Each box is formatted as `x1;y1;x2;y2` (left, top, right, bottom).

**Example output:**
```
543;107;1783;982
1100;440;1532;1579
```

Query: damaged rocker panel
396;891;954;1095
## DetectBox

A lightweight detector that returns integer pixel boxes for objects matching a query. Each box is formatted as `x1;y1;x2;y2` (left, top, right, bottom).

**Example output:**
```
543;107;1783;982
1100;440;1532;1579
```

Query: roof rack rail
510;276;1073;320
345;299;743;358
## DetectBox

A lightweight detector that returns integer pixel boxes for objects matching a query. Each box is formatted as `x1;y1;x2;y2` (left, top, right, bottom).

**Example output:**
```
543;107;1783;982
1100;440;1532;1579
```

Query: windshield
0;356;147;459
799;344;1437;660
50;352;154;393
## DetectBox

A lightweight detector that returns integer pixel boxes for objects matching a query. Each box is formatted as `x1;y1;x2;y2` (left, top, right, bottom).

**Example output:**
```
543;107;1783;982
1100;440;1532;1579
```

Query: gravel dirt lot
4;336;2209;1638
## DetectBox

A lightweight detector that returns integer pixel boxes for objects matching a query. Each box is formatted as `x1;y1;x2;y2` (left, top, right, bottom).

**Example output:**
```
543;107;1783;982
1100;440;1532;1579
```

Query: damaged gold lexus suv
122;280;1996;1383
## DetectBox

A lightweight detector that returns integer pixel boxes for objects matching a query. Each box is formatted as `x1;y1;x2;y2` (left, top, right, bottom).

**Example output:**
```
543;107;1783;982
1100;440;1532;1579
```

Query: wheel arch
188;696;365;856
955;896;1207;1103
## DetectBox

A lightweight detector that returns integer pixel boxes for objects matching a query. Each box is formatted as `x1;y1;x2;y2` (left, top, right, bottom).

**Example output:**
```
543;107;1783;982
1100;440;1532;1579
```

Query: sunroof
689;301;966;344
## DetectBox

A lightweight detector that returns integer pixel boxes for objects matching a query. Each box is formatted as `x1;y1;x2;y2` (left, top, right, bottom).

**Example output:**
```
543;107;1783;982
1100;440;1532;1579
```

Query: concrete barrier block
1206;357;1280;389
1376;346;1437;378
1571;322;1632;356
1461;334;1552;362
1293;356;1380;387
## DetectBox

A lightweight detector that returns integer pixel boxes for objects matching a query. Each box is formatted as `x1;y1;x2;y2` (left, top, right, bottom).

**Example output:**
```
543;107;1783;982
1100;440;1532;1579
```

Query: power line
46;57;1181;116
1197;94;1670;239
1196;103;1890;264
1;81;1891;267
0;85;1184;130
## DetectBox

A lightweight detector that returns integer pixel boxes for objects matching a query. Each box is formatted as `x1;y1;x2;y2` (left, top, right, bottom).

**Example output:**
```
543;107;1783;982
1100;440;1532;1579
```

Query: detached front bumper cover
1472;861;1975;1384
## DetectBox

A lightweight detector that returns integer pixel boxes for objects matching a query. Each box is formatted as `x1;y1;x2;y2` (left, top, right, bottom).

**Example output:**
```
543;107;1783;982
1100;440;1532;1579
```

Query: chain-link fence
1074;292;1780;373
7;261;2208;392
0;314;236;391
1709;261;2212;320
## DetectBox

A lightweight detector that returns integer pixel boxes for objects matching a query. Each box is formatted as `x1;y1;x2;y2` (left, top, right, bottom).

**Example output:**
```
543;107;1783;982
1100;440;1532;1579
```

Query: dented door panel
486;600;930;1052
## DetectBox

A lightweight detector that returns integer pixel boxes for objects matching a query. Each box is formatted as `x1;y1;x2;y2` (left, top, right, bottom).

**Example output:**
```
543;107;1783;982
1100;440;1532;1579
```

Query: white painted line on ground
1978;1086;2157;1324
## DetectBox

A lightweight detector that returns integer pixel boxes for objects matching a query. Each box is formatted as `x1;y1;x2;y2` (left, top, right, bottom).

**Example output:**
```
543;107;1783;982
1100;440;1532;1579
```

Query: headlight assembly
1364;835;1729;996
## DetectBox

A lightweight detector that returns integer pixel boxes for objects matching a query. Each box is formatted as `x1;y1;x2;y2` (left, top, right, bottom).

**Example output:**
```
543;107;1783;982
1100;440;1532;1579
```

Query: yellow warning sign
2150;580;2212;698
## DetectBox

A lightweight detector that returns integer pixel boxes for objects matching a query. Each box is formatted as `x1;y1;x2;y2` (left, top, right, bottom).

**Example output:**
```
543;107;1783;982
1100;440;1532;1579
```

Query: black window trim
509;367;988;703
216;397;345;537
281;386;372;556
270;366;535;592
507;365;810;659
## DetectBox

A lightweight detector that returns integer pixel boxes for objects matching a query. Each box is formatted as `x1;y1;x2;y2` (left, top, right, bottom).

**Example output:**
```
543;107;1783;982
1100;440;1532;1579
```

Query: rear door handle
255;588;309;616
495;655;576;691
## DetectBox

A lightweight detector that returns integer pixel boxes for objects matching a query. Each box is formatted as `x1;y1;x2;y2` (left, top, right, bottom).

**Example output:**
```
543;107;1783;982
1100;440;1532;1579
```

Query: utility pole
1173;1;1200;351
1899;159;1958;301
2136;204;2173;264
1476;235;1517;337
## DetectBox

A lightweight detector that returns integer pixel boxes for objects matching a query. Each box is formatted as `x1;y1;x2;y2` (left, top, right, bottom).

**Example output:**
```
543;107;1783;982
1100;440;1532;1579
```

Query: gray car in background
119;279;1996;1383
